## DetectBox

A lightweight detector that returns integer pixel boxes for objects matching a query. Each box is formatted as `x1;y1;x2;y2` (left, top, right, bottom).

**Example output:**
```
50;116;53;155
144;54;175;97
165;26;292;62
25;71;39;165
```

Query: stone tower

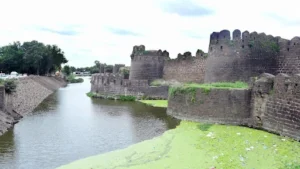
129;45;169;81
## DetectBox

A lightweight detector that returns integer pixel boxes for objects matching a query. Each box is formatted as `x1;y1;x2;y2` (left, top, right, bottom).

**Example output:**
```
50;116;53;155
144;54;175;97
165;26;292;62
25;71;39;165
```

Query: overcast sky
0;0;299;67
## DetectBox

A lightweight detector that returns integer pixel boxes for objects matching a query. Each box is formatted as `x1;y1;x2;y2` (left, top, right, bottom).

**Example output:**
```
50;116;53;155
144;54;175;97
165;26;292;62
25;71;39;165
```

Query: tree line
0;41;68;75
63;60;114;76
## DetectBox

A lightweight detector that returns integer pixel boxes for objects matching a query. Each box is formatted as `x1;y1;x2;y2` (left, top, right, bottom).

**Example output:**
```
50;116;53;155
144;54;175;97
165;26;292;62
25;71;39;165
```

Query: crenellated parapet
163;49;207;83
277;36;300;74
130;45;169;61
129;45;169;81
205;29;281;83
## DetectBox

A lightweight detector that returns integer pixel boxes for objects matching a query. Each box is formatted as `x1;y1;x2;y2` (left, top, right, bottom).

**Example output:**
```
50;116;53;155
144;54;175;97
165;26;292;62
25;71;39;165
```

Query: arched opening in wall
210;47;213;51
287;48;290;51
113;79;116;84
120;80;123;86
254;37;256;40
242;45;244;48
220;46;223;50
294;43;296;46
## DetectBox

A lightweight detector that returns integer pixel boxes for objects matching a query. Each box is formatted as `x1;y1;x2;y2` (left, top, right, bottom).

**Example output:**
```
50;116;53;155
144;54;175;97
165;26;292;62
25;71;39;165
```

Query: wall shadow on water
91;99;180;130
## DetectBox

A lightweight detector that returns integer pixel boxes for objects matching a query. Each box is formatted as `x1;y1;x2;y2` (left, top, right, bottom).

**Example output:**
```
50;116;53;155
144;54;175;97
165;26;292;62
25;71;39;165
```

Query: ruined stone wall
113;64;125;74
129;45;169;81
167;88;252;125
205;29;280;83
91;73;169;99
252;73;300;140
163;51;207;83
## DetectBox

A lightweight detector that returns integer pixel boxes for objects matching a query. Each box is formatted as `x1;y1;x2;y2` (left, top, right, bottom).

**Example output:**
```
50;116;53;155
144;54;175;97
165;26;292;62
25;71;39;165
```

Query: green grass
57;121;300;169
86;92;97;97
169;81;248;97
139;100;168;108
119;95;136;101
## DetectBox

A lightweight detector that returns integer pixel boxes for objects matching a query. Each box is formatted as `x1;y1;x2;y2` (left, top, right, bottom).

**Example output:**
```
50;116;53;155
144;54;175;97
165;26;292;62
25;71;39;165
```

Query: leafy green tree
63;65;71;76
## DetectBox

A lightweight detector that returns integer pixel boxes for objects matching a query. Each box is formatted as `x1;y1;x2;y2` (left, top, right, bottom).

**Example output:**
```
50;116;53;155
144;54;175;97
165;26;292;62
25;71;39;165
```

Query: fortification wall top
130;45;170;61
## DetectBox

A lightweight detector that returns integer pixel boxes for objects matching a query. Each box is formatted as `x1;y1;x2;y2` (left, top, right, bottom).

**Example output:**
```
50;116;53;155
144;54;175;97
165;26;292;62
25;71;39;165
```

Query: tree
0;41;68;75
63;65;71;76
94;60;101;73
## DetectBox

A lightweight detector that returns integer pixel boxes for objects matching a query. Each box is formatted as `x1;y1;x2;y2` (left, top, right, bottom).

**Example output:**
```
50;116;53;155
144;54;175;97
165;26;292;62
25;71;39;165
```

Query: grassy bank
169;81;248;96
139;100;168;108
57;121;300;169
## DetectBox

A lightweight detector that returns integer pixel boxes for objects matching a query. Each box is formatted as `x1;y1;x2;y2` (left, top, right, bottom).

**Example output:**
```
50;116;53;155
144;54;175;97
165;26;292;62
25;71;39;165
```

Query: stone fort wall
163;50;207;83
129;45;170;81
167;73;300;140
91;73;169;99
252;73;300;140
204;29;280;83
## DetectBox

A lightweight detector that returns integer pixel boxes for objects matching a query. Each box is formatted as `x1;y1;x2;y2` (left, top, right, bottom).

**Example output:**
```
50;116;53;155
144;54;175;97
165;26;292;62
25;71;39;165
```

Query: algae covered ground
57;121;300;169
138;100;168;108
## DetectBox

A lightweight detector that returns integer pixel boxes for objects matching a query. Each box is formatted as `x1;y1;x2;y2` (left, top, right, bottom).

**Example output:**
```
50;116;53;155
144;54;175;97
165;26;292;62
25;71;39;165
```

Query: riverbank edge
138;100;168;108
0;76;67;136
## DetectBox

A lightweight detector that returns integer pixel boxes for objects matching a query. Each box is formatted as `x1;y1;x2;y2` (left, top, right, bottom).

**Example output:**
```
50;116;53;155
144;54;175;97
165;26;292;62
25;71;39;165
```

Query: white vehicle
10;71;18;78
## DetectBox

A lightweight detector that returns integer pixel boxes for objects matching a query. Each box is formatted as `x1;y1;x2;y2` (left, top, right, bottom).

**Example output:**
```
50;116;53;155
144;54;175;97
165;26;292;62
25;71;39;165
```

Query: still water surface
0;78;179;169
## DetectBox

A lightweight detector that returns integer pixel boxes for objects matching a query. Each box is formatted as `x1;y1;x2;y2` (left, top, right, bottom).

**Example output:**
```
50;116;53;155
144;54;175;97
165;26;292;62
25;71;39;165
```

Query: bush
4;79;17;94
67;74;84;83
86;92;97;97
119;95;136;101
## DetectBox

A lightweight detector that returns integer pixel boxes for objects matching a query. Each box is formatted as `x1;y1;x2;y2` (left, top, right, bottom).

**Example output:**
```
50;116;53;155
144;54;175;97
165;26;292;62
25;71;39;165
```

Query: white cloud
0;0;299;67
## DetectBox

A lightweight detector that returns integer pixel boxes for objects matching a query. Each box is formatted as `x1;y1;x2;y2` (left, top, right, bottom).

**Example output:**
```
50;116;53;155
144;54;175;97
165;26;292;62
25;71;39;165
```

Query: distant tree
94;60;101;73
70;66;76;73
63;65;71;76
104;65;113;73
0;40;68;75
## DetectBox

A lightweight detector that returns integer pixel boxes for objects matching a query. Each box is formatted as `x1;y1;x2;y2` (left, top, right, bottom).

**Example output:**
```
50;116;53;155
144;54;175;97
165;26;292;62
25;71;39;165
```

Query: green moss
139;100;168;108
57;121;300;169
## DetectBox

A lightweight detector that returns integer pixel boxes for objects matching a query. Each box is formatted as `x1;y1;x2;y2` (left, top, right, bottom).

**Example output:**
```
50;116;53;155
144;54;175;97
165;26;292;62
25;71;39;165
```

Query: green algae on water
138;100;168;108
57;121;300;169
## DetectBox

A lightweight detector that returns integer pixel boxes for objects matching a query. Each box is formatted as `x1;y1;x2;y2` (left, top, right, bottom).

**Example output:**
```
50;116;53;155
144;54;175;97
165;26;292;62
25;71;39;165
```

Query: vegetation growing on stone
57;121;300;169
0;78;18;94
4;79;17;94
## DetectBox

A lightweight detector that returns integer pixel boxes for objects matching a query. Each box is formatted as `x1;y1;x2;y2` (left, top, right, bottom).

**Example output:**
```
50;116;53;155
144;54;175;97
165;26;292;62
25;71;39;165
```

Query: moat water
0;77;179;169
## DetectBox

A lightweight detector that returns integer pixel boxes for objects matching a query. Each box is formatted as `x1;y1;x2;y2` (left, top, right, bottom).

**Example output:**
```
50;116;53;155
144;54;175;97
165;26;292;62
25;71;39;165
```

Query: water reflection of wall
91;99;179;142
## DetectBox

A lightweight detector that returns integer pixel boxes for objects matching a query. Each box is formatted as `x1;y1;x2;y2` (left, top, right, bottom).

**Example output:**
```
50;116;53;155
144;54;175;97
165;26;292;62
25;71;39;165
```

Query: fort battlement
129;45;169;81
163;50;207;83
90;73;168;99
113;64;125;74
204;29;300;83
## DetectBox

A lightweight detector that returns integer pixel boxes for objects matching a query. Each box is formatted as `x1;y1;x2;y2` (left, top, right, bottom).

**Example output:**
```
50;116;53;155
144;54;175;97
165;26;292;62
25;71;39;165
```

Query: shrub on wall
4;79;17;94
